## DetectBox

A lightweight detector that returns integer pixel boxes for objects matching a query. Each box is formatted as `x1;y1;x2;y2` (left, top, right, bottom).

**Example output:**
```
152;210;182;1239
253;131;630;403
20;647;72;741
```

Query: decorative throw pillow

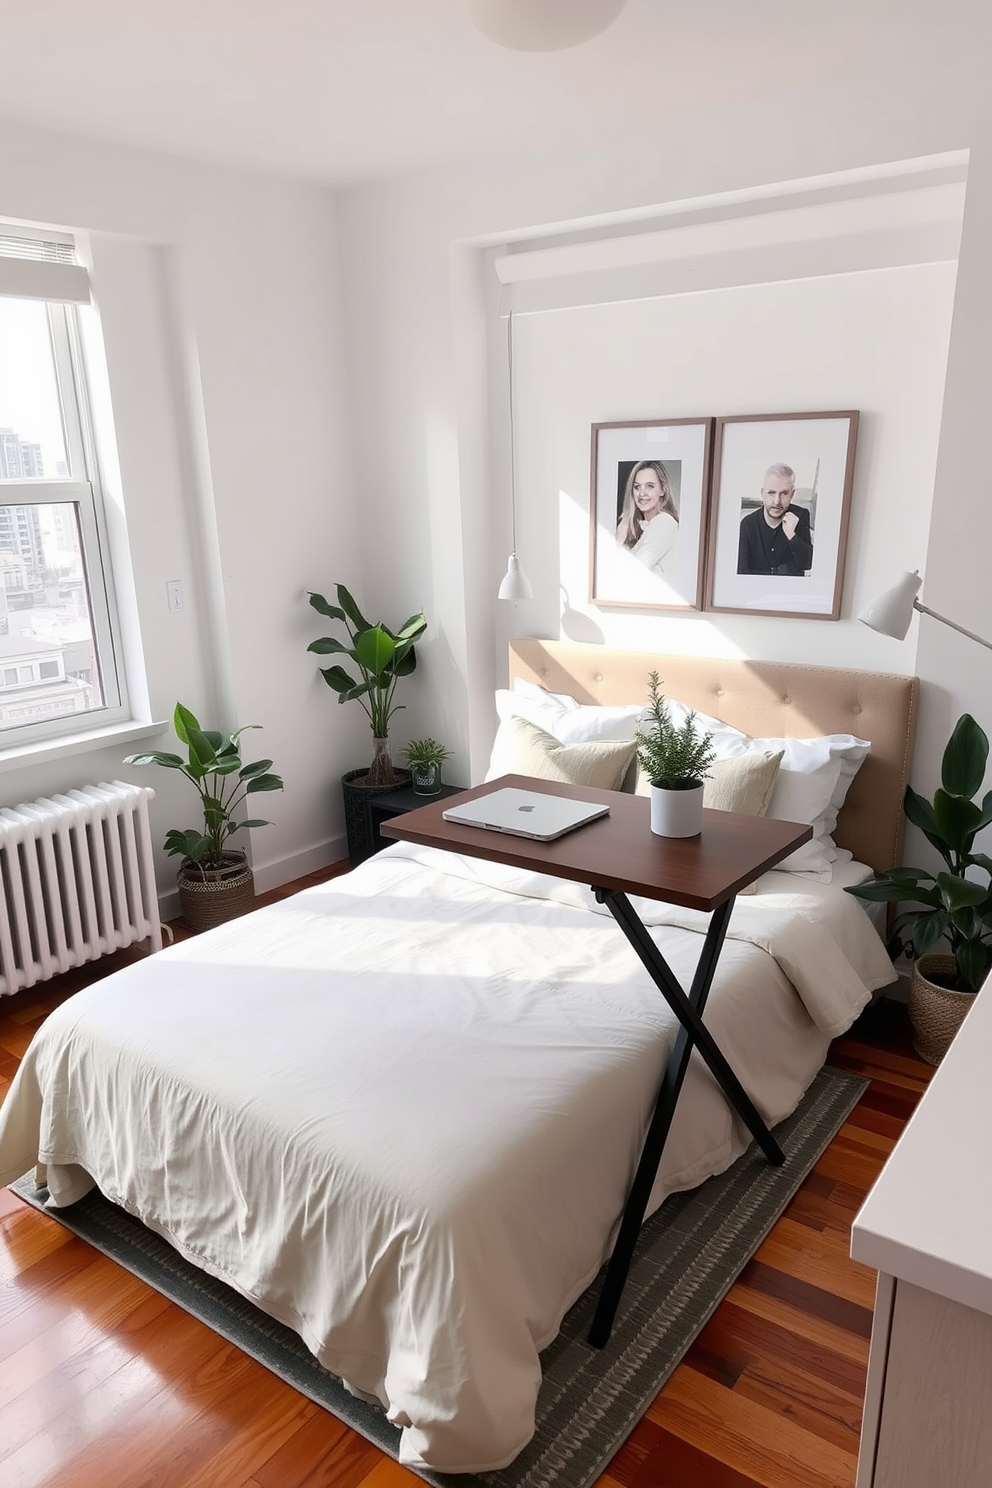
634;748;783;815
704;749;784;816
486;683;646;782
492;716;636;792
661;698;870;879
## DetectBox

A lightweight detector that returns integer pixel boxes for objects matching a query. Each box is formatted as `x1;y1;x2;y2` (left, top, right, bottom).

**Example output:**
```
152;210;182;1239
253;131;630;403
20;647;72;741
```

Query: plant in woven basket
124;703;284;879
634;671;717;790
307;584;428;788
847;713;992;993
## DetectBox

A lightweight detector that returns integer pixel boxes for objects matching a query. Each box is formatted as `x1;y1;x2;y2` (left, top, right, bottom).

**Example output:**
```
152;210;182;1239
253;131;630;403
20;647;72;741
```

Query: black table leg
587;888;784;1348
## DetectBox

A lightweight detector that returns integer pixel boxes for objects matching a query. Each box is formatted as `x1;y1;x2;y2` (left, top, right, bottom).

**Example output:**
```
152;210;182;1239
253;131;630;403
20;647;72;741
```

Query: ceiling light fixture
497;310;533;602
465;0;627;52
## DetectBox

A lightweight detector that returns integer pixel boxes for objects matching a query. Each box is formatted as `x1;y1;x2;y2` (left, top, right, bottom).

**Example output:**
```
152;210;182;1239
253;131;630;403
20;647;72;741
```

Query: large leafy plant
125;703;284;874
307;584;427;786
634;671;717;791
847;713;992;992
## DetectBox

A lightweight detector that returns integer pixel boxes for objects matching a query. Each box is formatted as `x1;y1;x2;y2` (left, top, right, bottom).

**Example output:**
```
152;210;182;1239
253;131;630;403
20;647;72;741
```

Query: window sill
0;718;168;776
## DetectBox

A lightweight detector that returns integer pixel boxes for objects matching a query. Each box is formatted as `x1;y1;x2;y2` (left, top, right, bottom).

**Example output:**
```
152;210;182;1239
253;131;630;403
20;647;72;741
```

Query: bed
0;640;918;1473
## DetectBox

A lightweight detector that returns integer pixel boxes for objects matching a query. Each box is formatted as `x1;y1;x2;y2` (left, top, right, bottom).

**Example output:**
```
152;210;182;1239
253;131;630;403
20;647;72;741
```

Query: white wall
512;262;956;666
0;118;358;904
337;74;992;806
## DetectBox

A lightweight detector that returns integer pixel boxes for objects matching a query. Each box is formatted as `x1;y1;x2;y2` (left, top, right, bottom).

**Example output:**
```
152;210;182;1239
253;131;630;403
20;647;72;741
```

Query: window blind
0;227;90;304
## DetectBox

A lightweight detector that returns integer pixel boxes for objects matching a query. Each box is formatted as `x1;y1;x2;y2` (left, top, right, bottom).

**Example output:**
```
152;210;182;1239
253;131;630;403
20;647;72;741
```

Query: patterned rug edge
10;1064;867;1487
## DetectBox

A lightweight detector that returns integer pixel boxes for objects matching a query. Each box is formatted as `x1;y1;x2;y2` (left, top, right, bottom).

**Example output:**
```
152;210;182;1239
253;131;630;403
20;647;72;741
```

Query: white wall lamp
860;570;992;652
497;310;533;602
465;0;626;52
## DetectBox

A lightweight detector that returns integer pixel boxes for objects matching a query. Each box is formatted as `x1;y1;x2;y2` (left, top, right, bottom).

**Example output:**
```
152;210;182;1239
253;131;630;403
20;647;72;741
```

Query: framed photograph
703;411;859;620
589;417;713;611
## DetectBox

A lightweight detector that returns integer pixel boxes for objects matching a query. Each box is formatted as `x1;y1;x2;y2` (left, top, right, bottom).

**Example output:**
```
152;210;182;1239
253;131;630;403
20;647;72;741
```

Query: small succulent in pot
401;737;451;796
634;671;717;790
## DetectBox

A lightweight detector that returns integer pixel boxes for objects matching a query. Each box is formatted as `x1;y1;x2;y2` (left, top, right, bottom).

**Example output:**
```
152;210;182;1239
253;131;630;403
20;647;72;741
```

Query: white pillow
486;681;646;781
662;699;869;879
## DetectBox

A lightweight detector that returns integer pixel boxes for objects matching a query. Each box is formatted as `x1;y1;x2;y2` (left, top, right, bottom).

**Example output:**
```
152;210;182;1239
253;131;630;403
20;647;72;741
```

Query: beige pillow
499;716;636;792
634;748;783;816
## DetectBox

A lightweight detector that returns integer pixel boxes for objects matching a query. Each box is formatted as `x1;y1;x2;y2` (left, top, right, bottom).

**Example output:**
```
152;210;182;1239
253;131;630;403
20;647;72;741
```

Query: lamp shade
859;571;922;640
465;0;626;51
498;553;533;601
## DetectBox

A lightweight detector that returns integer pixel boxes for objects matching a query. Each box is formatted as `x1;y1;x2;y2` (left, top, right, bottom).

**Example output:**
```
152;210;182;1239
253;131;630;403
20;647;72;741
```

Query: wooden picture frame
589;417;713;612
703;411;859;620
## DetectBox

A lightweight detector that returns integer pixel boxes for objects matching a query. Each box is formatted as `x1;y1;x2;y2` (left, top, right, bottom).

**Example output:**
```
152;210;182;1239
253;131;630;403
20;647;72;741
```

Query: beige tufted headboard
508;639;919;873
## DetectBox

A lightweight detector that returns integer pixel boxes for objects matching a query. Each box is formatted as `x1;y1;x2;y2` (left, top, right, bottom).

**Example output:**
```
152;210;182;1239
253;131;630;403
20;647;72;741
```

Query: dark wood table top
379;773;813;912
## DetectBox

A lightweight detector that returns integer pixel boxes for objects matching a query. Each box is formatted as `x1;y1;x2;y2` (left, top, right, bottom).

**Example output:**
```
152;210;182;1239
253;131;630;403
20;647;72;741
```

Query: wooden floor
0;864;932;1488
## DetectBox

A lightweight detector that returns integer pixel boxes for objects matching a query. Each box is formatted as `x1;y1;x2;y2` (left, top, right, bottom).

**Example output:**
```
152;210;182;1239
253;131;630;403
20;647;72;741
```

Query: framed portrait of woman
703;411;859;619
589;417;713;611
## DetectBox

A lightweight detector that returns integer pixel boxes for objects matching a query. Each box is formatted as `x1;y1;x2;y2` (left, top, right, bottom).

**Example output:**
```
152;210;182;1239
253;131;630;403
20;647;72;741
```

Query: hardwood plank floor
0;867;931;1487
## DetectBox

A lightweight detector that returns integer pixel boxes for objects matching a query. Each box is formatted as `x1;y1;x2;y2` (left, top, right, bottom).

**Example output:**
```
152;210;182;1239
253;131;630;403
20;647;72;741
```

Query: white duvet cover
0;843;894;1472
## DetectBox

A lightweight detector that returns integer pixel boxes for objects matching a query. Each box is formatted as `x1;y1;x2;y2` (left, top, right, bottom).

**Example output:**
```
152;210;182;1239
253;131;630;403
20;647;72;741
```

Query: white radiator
0;779;163;996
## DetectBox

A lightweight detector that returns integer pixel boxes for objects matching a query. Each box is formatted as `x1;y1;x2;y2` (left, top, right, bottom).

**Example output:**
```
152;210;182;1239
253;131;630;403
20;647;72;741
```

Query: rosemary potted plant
402;737;452;796
124;702;284;932
634;671;717;838
847;712;992;1064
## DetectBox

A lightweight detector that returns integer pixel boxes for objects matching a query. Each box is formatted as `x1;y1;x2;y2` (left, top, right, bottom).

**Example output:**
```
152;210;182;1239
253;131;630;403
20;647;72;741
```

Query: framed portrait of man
589;417;713;611
703;411;859;619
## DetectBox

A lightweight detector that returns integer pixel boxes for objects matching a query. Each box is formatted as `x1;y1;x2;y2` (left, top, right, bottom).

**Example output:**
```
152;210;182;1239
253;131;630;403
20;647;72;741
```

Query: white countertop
851;977;992;1315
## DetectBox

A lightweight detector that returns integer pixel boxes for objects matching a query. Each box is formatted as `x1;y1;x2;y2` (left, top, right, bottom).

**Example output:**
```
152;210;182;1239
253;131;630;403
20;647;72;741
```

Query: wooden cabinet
852;981;991;1487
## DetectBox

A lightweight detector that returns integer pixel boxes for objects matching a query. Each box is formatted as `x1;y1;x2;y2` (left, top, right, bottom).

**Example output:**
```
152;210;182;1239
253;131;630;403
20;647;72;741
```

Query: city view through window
0;296;106;735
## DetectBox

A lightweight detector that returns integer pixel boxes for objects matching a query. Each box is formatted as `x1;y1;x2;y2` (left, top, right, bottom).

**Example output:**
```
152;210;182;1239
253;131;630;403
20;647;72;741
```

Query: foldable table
380;773;811;1345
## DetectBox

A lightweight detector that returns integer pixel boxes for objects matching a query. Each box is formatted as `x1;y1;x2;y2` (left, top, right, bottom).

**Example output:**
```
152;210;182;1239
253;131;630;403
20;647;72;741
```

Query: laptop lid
442;787;609;841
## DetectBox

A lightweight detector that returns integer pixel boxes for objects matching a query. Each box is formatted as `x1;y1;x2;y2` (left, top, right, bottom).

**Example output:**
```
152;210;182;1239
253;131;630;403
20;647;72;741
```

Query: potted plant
634;671;717;838
124;702;284;932
847;712;992;1064
306;585;427;789
402;737;452;796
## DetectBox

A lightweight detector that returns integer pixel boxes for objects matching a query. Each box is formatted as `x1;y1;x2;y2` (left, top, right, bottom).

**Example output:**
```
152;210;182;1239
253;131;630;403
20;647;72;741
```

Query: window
0;227;128;747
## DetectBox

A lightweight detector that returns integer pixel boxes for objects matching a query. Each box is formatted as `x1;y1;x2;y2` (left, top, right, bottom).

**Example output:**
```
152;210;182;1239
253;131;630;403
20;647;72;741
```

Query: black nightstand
366;783;464;858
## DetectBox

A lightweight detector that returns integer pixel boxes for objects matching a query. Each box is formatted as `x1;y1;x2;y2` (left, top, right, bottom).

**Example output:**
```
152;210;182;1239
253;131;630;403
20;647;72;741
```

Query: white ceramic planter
650;782;704;838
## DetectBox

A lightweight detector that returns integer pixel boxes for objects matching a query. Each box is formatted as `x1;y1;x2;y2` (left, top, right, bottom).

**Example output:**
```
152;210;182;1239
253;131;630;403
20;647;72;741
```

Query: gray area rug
11;1064;866;1488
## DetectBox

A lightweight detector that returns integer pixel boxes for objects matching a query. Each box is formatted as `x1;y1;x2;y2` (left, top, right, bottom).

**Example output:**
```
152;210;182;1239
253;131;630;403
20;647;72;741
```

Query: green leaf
912;911;950;955
969;853;992;876
845;879;909;904
335;585;372;635
942;713;989;799
329;676;373;705
173;702;201;747
307;591;347;622
164;828;211;861
318;664;360;695
903;785;954;864
392;611;427;643
123;750;185;769
245;774;284;794
932;790;982;855
238;759;273;779
209;755;242;776
935;872;989;910
237;818;271;829
308;636;353;656
957;940;992;992
185;724;219;773
354;625;396;678
391;647;418;678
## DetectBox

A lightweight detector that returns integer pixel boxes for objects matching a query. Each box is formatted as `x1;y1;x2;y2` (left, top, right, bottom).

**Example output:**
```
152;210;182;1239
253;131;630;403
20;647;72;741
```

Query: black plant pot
341;767;412;866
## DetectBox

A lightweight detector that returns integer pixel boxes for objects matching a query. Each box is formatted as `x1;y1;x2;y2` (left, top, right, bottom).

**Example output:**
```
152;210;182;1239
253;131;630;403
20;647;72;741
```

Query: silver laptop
442;787;609;841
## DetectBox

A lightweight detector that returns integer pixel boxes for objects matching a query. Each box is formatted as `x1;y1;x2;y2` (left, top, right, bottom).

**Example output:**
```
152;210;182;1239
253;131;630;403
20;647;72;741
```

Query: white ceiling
0;0;977;190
